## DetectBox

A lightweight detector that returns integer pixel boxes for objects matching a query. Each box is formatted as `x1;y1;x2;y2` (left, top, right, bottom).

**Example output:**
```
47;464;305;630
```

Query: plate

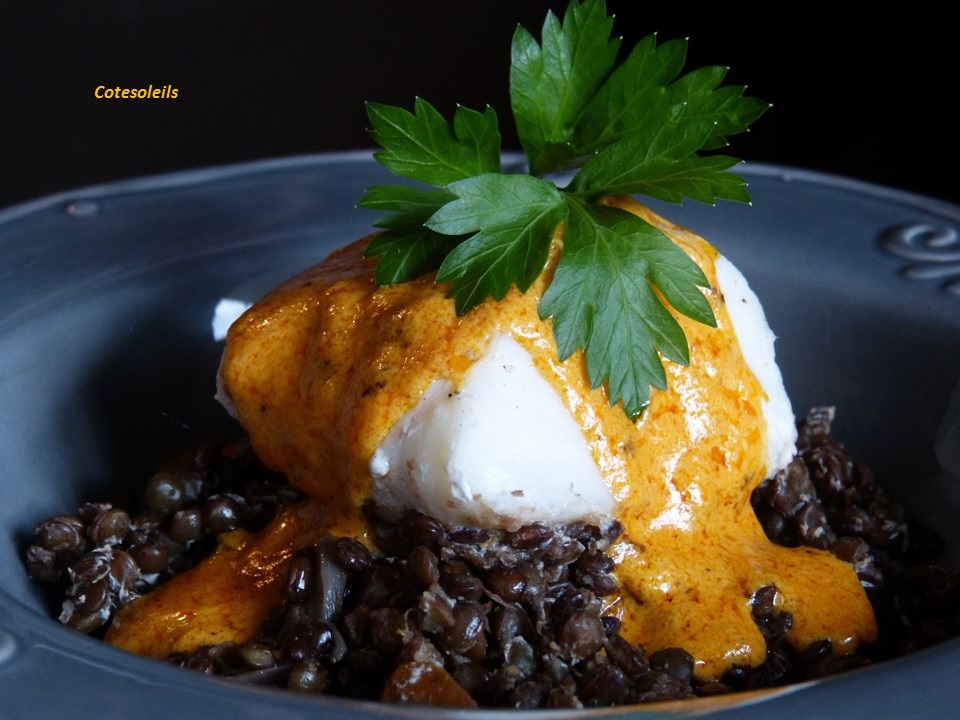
0;152;958;719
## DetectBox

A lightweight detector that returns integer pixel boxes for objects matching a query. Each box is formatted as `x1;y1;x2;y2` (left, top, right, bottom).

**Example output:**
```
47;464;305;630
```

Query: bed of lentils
22;407;960;709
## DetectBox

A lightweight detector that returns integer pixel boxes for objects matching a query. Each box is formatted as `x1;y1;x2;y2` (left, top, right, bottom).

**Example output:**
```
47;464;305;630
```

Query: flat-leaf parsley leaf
360;0;768;418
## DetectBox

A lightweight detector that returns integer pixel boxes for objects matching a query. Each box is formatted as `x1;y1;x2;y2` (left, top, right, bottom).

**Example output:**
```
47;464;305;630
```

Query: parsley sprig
359;0;768;418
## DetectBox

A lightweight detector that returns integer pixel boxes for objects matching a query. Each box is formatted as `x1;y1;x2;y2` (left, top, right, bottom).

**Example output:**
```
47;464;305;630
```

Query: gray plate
1;152;958;719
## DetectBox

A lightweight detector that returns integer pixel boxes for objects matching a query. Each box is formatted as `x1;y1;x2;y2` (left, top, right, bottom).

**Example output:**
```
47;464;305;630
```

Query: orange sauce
106;500;327;655
107;198;876;678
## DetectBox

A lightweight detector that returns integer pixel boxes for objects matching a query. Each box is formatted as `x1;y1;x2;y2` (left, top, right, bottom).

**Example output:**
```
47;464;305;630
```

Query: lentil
21;409;960;707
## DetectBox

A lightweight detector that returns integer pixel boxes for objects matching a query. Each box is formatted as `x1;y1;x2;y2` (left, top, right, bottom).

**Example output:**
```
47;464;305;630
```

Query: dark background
2;1;957;210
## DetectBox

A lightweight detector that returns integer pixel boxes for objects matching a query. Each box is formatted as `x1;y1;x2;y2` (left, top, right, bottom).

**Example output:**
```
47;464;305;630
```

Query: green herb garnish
359;0;768;419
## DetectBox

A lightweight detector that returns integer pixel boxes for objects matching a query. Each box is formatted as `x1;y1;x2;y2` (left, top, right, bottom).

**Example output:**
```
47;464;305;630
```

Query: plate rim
1;151;958;227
